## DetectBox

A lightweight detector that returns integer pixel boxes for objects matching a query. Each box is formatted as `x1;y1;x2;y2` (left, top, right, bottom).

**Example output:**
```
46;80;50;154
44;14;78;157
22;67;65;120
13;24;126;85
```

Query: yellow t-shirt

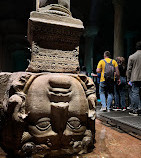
97;58;118;82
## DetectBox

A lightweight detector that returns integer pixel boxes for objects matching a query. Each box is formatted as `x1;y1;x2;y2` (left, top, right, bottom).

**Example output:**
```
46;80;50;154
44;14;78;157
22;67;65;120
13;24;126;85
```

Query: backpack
103;59;115;81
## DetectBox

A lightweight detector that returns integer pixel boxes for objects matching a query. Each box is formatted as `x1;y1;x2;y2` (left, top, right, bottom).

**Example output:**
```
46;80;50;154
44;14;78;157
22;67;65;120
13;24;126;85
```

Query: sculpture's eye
67;117;81;130
36;118;51;131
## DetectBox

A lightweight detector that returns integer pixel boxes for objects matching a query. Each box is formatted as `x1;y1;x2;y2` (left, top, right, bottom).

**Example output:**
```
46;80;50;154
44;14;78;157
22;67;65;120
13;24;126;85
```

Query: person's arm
96;60;102;73
113;59;121;85
115;66;121;85
115;66;120;80
127;57;132;82
91;73;98;77
96;68;101;73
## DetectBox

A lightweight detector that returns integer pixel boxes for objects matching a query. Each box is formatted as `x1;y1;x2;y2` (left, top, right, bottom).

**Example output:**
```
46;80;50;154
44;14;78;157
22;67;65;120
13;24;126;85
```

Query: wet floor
0;119;141;158
83;119;141;158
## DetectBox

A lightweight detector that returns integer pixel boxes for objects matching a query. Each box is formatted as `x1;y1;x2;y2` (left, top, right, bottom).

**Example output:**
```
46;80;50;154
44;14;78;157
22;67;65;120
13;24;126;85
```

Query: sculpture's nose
51;102;69;134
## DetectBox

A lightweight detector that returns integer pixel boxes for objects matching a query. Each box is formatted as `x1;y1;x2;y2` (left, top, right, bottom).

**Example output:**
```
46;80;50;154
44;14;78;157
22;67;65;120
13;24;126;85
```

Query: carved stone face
1;73;95;157
21;74;91;156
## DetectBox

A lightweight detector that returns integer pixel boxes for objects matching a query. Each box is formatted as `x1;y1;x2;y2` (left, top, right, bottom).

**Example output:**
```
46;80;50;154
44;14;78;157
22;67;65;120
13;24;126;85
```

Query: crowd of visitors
88;41;141;116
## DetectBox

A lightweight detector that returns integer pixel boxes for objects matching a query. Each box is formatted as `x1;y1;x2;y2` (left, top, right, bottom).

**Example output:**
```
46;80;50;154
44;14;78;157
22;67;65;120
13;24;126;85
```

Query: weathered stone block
28;11;83;50
26;11;84;73
27;43;79;72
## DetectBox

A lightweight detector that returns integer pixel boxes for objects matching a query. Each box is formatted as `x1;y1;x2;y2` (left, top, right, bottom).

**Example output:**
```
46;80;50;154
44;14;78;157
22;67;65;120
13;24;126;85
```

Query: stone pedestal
26;11;84;73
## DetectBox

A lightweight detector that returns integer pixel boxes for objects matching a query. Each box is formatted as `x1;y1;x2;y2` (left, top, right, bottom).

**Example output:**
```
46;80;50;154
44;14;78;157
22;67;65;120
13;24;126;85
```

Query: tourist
113;57;127;111
127;41;141;116
96;51;120;112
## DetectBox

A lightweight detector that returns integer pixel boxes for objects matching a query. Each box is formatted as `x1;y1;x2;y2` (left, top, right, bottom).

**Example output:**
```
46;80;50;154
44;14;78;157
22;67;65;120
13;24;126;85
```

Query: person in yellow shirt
96;51;120;112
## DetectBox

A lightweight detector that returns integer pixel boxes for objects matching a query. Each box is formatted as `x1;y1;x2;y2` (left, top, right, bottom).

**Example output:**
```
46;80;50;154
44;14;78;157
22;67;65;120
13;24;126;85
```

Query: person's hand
117;79;121;85
128;81;132;86
91;73;98;77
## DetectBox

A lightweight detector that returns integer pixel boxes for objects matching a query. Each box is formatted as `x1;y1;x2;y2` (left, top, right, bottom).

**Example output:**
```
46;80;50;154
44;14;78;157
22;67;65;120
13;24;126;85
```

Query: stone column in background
113;0;124;58
83;26;98;76
125;31;138;58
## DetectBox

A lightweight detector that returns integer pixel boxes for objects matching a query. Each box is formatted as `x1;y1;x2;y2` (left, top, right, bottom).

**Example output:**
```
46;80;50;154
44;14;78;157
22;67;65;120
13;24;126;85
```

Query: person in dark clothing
127;41;141;116
114;57;127;111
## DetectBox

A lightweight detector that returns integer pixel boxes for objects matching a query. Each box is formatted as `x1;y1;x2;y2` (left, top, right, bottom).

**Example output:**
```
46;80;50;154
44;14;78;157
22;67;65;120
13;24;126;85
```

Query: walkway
96;106;141;139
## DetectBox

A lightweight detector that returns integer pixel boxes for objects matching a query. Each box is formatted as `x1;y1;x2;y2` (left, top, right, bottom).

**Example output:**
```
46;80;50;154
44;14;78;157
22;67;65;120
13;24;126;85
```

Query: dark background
0;0;141;72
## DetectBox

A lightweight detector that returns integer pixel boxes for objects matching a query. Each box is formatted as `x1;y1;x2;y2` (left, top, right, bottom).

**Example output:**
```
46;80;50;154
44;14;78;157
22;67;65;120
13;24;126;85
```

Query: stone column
125;32;137;58
113;0;124;58
37;0;70;10
83;26;98;76
36;0;40;10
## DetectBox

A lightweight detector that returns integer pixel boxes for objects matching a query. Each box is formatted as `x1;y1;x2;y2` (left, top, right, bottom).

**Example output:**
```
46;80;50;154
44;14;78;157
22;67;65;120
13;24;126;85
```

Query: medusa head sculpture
1;73;96;157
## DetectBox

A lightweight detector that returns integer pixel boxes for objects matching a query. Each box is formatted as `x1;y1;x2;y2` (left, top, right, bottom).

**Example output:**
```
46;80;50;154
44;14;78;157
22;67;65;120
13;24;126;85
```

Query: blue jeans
99;81;114;110
132;81;141;112
114;77;126;108
128;86;133;110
